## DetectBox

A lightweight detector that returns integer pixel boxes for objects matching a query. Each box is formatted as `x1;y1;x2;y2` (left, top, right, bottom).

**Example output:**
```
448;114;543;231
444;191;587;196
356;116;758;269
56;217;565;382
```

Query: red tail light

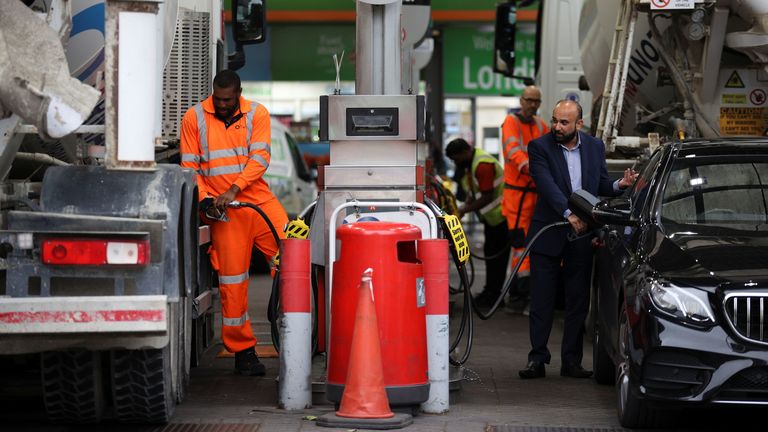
42;239;149;266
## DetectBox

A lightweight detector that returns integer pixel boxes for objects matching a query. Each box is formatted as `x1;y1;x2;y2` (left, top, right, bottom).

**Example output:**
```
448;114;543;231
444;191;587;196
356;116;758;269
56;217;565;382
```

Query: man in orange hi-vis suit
181;70;288;376
501;86;549;314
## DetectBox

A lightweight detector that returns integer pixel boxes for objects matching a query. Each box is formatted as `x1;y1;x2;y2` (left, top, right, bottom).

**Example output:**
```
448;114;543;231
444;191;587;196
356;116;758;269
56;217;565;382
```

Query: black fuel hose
449;220;571;366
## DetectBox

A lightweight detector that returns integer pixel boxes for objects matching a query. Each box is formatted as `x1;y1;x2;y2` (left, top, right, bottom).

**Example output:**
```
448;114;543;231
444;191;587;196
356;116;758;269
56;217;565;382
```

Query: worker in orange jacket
501;86;549;314
180;70;288;376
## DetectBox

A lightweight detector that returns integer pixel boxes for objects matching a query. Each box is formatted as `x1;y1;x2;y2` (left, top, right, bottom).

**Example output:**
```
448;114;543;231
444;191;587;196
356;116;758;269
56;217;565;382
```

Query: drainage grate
488;427;625;432
152;424;260;432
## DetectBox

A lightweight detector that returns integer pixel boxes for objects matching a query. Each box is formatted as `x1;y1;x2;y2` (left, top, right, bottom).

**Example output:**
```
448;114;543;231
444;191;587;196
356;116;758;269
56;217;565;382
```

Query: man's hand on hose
567;213;587;235
200;197;225;221
214;184;241;210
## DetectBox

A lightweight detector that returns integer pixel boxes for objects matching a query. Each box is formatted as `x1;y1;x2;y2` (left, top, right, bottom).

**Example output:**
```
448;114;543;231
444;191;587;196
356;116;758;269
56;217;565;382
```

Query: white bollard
278;239;312;410
418;239;450;413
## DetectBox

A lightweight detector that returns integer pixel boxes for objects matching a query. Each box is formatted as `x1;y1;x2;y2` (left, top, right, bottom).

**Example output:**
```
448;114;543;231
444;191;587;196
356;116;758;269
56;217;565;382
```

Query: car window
271;129;287;162
284;131;313;183
629;149;663;218
661;156;768;225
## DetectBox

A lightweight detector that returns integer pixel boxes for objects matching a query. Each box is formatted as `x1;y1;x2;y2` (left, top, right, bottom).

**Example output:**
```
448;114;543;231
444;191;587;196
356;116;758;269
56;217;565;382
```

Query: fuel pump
304;0;450;415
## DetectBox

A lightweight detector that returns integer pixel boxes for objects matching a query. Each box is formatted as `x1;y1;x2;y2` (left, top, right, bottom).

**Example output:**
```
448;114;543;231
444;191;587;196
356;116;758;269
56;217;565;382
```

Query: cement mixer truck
0;0;263;423
496;0;768;154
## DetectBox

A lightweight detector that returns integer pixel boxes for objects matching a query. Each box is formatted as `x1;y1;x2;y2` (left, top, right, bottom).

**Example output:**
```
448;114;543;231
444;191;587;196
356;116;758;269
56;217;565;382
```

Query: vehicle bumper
626;299;768;406
0;295;169;354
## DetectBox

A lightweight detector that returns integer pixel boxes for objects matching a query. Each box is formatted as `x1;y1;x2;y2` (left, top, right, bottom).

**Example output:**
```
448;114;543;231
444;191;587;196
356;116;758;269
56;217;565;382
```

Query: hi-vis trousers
209;197;288;353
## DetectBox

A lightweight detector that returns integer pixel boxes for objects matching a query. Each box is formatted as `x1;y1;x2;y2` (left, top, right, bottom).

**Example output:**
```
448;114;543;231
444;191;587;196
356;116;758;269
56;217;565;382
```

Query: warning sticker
722;94;747;105
651;0;694;9
750;89;767;106
725;71;745;88
720;107;767;136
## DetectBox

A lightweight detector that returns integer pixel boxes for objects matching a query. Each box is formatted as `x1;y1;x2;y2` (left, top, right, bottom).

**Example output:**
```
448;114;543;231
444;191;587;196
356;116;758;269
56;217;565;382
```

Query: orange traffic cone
336;268;393;419
317;268;413;429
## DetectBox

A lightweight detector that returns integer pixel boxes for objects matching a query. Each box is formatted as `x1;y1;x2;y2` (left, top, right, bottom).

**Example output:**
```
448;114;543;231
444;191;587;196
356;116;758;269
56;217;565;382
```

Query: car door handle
606;230;619;248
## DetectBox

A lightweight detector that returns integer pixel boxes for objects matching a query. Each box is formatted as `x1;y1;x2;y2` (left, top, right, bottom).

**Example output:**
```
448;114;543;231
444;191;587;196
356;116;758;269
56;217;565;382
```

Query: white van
265;119;317;218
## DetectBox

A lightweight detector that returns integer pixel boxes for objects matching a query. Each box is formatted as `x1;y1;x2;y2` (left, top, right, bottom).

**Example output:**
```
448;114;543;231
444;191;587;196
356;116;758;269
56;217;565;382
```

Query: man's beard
553;129;577;144
215;104;239;121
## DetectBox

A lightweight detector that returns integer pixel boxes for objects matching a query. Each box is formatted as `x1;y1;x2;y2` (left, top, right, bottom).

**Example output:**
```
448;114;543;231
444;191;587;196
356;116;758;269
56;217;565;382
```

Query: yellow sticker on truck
719;107;767;136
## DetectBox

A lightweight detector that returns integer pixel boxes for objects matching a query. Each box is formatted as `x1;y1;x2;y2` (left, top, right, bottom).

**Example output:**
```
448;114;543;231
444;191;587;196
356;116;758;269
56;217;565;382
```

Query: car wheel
592;320;614;385
616;308;661;429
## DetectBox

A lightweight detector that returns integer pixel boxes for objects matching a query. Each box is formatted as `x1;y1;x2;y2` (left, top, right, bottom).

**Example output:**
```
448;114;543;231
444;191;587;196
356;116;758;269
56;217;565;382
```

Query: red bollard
278;238;312;410
417;238;450;413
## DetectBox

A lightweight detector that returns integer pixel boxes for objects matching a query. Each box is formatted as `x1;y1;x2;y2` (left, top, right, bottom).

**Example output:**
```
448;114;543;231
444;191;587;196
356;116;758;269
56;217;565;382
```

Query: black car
575;139;768;429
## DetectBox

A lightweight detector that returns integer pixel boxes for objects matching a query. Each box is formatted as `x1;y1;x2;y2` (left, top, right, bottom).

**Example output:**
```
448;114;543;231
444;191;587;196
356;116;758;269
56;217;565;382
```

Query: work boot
234;347;266;376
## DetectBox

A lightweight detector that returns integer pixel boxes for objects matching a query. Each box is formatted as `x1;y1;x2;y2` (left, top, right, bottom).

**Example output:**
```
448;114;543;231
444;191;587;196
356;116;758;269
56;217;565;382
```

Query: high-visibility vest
501;114;548;228
180;95;275;205
461;148;505;226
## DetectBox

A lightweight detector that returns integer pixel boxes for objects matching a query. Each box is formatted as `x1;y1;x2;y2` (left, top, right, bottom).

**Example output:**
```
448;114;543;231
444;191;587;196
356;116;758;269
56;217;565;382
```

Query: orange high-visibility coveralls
180;96;288;353
501;113;549;276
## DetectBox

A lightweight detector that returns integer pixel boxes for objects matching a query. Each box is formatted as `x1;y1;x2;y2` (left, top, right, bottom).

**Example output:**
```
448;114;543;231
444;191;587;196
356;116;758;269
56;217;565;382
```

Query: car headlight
649;281;716;325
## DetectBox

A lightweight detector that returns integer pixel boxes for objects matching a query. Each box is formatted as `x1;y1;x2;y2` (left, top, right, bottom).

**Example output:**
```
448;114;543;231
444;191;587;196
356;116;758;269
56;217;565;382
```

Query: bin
327;222;429;406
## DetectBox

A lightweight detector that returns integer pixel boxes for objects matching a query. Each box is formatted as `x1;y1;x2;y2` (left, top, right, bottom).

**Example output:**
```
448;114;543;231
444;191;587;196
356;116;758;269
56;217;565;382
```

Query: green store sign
443;24;536;96
271;25;356;81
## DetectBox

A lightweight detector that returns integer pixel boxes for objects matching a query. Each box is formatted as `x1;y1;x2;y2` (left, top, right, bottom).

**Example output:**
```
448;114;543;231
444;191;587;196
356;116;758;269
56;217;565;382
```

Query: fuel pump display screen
346;107;399;136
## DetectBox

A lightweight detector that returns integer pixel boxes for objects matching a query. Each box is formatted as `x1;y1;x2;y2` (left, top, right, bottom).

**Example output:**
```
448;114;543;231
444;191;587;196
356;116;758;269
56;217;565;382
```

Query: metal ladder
595;0;640;153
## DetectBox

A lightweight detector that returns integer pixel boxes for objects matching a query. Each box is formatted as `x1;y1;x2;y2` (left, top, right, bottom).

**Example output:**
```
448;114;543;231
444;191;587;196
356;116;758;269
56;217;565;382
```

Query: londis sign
443;24;536;96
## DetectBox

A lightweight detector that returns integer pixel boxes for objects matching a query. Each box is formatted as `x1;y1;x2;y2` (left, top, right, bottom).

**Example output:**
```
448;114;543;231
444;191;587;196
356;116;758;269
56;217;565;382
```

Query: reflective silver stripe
506;145;522;160
517;160;529;171
223;312;249;327
513;115;525;152
535;116;544;135
243;105;258;171
249;141;270;154
208;147;247;160
250;153;269;169
503;136;519;147
206;164;244;176
194;104;209;174
181;154;200;163
480;196;502;215
219;271;249;285
492;176;504;188
245;106;256;147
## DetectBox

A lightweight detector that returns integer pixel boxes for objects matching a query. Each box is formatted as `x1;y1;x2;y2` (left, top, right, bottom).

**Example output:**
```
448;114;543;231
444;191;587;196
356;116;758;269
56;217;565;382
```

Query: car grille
716;367;768;403
724;294;768;344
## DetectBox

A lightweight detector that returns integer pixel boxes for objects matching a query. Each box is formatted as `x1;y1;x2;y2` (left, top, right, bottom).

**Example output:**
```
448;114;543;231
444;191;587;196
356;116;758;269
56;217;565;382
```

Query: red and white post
278;238;312;410
418;239;450;413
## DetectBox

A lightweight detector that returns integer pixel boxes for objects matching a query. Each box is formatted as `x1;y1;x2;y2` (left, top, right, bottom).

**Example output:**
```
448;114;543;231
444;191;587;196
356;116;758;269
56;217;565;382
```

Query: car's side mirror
568;190;637;228
234;0;266;45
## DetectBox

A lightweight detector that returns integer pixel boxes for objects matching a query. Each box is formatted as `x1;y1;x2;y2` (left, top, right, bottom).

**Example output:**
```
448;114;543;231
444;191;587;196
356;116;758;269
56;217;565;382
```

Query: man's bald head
551;99;584;146
519;86;543;120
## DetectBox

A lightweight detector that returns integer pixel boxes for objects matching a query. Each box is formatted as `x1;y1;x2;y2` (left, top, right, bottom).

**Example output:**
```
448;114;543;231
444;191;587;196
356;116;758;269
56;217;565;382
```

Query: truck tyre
41;350;104;423
110;302;183;423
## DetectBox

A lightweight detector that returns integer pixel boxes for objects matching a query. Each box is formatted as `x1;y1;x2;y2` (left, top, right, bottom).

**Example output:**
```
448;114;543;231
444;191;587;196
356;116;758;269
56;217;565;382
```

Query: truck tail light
42;239;149;266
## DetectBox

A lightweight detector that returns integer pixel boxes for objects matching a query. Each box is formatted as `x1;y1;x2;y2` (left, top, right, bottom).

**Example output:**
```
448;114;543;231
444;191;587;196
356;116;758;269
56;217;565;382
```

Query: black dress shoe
560;363;593;378
518;361;545;379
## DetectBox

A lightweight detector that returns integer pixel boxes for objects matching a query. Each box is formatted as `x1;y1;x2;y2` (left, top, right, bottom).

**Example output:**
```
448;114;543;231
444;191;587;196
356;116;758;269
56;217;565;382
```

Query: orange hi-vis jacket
180;95;275;204
180;95;288;353
501;113;549;277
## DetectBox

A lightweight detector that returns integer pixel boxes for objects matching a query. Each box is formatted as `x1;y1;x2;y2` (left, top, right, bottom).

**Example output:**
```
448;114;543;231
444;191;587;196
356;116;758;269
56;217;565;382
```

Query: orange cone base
316;412;413;430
